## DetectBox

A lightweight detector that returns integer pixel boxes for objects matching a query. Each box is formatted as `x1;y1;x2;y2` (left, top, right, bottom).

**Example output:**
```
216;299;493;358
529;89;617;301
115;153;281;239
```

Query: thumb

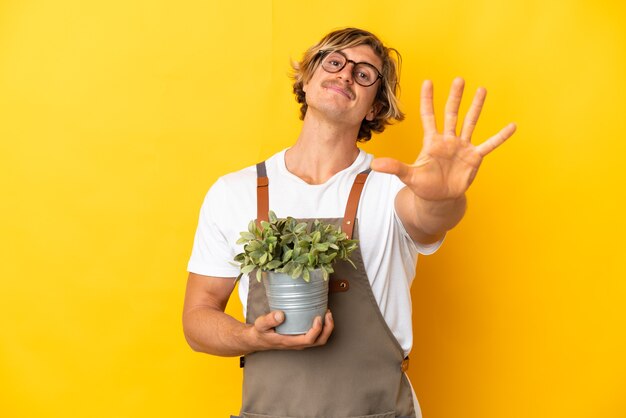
254;310;285;332
371;157;409;179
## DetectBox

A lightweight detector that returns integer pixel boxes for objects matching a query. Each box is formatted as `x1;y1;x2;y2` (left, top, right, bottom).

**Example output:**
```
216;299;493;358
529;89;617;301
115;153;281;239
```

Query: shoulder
217;164;257;188
199;164;258;221
206;161;260;197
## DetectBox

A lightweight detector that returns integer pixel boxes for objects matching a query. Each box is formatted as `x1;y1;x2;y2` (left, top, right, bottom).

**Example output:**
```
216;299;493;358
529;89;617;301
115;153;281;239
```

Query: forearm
396;187;467;244
183;306;256;357
413;193;466;235
183;272;334;356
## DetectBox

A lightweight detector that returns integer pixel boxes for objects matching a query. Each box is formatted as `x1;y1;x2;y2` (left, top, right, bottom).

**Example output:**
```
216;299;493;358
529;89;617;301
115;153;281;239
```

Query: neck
285;112;361;185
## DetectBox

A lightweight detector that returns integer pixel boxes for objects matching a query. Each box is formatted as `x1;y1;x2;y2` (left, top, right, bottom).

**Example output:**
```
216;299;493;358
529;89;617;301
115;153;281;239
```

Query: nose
336;62;355;84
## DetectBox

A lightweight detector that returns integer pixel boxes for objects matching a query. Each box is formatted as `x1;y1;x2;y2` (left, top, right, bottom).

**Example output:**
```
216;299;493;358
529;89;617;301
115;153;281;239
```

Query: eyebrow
339;50;382;73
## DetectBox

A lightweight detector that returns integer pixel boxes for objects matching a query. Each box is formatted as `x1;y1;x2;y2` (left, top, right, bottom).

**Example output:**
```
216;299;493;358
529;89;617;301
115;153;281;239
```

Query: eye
354;65;376;83
324;53;345;69
356;71;371;82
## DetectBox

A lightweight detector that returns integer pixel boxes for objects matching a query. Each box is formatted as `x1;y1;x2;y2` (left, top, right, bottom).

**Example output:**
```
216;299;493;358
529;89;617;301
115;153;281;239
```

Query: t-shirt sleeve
187;178;241;278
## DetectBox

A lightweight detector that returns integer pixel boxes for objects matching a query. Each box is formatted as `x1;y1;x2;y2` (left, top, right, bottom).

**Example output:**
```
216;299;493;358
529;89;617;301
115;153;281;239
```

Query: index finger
312;310;334;346
476;123;517;156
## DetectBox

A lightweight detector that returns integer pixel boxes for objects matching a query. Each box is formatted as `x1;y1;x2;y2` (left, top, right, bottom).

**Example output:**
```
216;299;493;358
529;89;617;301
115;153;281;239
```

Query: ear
365;103;380;121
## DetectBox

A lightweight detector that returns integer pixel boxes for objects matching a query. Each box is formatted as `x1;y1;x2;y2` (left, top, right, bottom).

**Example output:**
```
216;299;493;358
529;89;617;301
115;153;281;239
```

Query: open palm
371;77;517;201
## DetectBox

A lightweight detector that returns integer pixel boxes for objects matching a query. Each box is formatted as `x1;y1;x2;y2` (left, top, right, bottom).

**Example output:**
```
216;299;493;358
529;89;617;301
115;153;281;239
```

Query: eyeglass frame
317;49;384;87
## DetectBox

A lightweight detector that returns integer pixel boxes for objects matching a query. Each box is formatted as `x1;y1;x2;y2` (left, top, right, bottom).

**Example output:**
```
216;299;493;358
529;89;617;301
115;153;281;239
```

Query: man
183;27;516;418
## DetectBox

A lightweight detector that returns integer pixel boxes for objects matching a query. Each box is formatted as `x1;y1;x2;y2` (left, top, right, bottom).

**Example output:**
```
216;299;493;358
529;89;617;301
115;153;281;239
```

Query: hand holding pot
250;310;334;351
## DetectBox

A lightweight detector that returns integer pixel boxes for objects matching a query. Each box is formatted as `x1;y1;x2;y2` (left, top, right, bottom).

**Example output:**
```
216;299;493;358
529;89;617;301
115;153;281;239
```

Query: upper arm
183;272;237;314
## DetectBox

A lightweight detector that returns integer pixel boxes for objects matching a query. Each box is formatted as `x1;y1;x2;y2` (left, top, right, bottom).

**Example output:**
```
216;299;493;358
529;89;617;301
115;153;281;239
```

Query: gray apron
238;161;415;418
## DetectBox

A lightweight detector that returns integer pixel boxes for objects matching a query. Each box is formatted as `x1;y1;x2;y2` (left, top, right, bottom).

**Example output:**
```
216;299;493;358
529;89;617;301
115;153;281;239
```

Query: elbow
182;312;205;353
185;338;204;353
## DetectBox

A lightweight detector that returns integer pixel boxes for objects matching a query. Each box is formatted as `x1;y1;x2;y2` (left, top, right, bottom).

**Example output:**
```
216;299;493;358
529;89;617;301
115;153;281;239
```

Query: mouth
323;82;353;100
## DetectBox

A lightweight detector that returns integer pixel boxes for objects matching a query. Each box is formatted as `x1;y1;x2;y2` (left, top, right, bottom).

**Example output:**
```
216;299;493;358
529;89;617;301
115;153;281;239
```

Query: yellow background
1;1;625;417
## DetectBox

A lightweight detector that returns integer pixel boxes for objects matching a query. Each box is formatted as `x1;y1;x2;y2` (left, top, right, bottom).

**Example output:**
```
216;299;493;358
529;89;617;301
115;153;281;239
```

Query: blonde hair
291;27;405;142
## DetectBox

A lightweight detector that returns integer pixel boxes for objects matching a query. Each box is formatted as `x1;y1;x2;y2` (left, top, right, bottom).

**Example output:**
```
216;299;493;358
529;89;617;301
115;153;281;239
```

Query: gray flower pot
262;269;328;335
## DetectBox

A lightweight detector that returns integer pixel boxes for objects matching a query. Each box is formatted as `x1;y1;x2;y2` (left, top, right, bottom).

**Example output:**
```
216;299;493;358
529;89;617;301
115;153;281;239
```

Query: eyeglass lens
321;52;379;87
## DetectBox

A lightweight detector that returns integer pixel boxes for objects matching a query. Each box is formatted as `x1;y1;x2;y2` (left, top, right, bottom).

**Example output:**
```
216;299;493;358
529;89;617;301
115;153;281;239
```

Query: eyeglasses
318;50;383;87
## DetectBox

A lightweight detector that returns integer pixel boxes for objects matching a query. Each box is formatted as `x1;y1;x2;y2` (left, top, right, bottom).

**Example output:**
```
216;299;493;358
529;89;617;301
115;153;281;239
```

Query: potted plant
234;211;358;334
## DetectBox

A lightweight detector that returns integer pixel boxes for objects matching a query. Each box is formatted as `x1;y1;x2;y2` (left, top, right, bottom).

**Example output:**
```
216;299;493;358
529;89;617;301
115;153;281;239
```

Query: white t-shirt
187;148;443;356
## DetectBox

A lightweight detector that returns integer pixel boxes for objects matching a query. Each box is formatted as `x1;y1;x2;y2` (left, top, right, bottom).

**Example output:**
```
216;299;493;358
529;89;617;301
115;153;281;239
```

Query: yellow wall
1;1;625;417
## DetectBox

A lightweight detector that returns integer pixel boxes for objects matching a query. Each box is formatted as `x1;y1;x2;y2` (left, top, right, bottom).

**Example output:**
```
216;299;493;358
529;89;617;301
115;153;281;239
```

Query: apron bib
239;162;415;418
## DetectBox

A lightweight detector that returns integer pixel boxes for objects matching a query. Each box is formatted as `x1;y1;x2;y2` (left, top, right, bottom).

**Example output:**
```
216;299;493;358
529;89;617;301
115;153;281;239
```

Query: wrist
239;323;263;353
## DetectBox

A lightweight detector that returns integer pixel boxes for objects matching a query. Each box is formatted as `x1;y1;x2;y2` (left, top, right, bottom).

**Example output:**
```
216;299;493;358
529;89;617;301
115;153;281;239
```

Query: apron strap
342;169;370;239
256;162;269;227
256;161;370;240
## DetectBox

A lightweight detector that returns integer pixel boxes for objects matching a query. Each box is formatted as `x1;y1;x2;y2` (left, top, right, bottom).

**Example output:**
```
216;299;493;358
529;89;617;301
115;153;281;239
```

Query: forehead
337;44;383;69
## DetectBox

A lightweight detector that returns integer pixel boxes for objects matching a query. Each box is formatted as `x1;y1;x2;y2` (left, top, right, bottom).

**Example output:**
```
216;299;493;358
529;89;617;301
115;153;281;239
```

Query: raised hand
371;77;516;202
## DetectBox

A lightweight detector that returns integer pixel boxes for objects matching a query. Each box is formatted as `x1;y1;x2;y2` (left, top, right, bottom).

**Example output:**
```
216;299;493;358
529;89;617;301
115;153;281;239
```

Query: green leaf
250;250;265;259
292;264;303;279
241;265;255;274
265;260;282;270
303;268;310;282
259;252;268;265
314;242;329;252
283;261;297;274
248;220;257;234
294;254;309;264
269;210;278;223
294;222;308;234
280;234;294;245
256;269;263;282
240;231;256;241
246;241;262;251
282;249;293;262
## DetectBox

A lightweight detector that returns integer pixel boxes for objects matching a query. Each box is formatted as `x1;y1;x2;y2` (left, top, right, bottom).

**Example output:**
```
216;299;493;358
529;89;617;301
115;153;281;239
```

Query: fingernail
274;311;284;322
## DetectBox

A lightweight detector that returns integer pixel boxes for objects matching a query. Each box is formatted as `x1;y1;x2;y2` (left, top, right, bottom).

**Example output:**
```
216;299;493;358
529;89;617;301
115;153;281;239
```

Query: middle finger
443;77;465;137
